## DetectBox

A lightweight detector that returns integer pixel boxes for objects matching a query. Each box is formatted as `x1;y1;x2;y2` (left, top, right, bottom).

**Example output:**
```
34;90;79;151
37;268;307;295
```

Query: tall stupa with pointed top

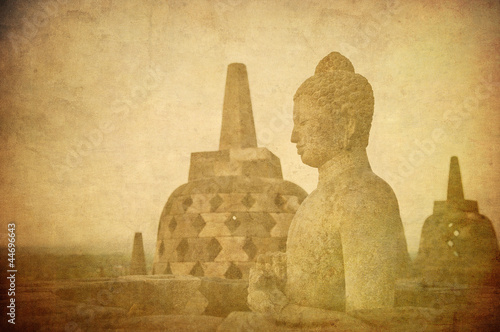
130;232;147;275
152;63;307;279
414;156;499;285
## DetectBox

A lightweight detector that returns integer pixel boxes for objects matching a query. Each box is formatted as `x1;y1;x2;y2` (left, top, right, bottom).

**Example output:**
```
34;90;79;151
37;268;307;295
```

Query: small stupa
130;232;147;275
414;156;499;285
152;63;307;279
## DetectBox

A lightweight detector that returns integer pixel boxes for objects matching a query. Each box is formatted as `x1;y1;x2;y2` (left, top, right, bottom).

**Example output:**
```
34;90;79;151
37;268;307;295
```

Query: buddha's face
291;95;347;168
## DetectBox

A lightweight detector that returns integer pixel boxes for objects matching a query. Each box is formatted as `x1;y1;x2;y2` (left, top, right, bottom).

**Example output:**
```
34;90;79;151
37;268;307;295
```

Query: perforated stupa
152;63;307;279
414;156;499;285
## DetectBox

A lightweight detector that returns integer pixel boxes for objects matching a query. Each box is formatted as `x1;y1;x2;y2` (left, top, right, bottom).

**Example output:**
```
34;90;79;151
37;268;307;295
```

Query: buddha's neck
318;148;371;186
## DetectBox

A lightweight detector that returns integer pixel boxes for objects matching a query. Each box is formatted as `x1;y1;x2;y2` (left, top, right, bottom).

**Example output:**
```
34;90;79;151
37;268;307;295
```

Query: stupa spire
219;63;258;150
447;156;464;201
130;232;147;275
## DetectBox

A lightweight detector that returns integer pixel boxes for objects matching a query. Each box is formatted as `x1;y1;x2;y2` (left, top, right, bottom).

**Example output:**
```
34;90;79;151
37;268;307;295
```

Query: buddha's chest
287;188;343;255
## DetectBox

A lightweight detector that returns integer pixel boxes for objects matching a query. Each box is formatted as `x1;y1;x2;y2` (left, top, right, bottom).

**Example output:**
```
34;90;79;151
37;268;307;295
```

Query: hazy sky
0;0;499;255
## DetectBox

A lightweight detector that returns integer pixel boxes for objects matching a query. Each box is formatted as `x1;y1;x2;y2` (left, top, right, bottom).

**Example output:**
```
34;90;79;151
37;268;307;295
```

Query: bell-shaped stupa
414;156;499;285
152;63;307;279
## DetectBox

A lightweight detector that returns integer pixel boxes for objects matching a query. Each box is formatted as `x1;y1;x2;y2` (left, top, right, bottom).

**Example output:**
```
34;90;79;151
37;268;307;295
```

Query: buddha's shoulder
327;169;399;206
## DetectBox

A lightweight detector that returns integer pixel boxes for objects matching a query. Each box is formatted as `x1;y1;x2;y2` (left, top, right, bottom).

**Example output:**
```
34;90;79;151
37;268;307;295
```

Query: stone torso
286;154;410;312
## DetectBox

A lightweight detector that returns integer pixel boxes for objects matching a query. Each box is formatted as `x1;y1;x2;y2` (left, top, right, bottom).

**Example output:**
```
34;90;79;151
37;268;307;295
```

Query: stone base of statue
216;306;461;332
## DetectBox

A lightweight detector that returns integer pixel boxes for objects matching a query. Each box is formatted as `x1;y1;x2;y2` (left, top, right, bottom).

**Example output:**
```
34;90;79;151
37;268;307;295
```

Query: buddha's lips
296;145;305;155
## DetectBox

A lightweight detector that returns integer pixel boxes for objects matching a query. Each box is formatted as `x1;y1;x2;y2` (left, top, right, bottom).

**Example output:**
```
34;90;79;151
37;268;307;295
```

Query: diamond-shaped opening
225;214;241;233
192;215;206;235
169;217;177;233
182;197;193;211
225;262;242;279
243;237;258;260
206;180;221;193
241;193;256;209
176;239;189;261
260;213;277;233
275;193;286;207
210;194;223;212
159;240;165;256
164;262;172;274
207;238;222;261
190;261;204;277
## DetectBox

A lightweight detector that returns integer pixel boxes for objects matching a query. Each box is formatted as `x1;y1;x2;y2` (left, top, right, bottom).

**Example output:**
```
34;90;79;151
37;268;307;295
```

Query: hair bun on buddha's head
314;52;355;74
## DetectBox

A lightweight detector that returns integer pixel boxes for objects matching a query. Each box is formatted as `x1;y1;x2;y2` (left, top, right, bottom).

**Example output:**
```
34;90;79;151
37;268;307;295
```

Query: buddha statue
247;52;410;326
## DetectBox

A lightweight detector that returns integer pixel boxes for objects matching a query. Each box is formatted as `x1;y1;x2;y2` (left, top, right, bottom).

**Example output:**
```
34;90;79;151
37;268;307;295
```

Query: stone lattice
152;63;307;279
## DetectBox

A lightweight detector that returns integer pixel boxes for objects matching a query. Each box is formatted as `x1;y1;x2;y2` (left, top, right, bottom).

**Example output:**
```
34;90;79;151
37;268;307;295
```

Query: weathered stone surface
14;289;128;332
247;52;410;325
350;307;454;331
217;312;280;332
395;279;500;330
96;315;224;332
189;148;283;181
217;311;374;332
14;278;499;331
54;275;208;315
199;277;250;317
414;157;500;285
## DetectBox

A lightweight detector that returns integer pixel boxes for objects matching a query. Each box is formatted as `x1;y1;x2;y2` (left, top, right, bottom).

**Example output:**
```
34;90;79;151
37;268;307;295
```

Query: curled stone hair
294;52;374;149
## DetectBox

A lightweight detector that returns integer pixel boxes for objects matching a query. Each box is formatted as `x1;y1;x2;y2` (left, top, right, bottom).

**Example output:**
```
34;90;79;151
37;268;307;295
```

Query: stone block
170;214;207;238
242;159;282;179
203;262;232;278
188;194;213;213
246;193;282;213
217;311;374;332
350;307;454;331
97;314;223;332
54;276;208;315
170;262;197;275
229;147;270;161
231;176;270;193
233;262;254;280
213;160;243;177
228;212;275;237
199;214;233;238
189;151;230;181
200;277;250;317
158;238;182;261
252;237;287;256
215;237;248;261
153;262;169;275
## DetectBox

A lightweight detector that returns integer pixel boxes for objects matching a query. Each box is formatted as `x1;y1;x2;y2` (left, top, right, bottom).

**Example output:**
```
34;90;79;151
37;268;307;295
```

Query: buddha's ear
343;117;356;150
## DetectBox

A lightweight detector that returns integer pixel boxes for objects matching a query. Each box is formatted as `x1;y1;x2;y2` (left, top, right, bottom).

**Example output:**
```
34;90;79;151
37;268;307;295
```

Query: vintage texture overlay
0;0;498;330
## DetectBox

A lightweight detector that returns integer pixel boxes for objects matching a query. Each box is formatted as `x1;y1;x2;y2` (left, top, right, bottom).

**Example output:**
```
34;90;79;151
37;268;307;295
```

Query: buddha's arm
339;193;400;311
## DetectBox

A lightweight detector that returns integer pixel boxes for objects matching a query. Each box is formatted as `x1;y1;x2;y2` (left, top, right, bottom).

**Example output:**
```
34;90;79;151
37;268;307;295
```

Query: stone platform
10;276;499;331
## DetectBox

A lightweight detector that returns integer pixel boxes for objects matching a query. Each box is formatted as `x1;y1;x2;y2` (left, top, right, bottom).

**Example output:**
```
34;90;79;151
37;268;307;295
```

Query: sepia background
0;0;498;264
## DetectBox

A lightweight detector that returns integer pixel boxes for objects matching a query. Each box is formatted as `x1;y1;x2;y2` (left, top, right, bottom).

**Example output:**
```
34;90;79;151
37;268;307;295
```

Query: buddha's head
291;52;374;168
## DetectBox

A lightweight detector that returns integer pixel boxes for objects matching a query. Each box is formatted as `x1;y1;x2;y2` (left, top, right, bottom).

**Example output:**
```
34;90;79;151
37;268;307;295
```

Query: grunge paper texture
0;0;498;331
